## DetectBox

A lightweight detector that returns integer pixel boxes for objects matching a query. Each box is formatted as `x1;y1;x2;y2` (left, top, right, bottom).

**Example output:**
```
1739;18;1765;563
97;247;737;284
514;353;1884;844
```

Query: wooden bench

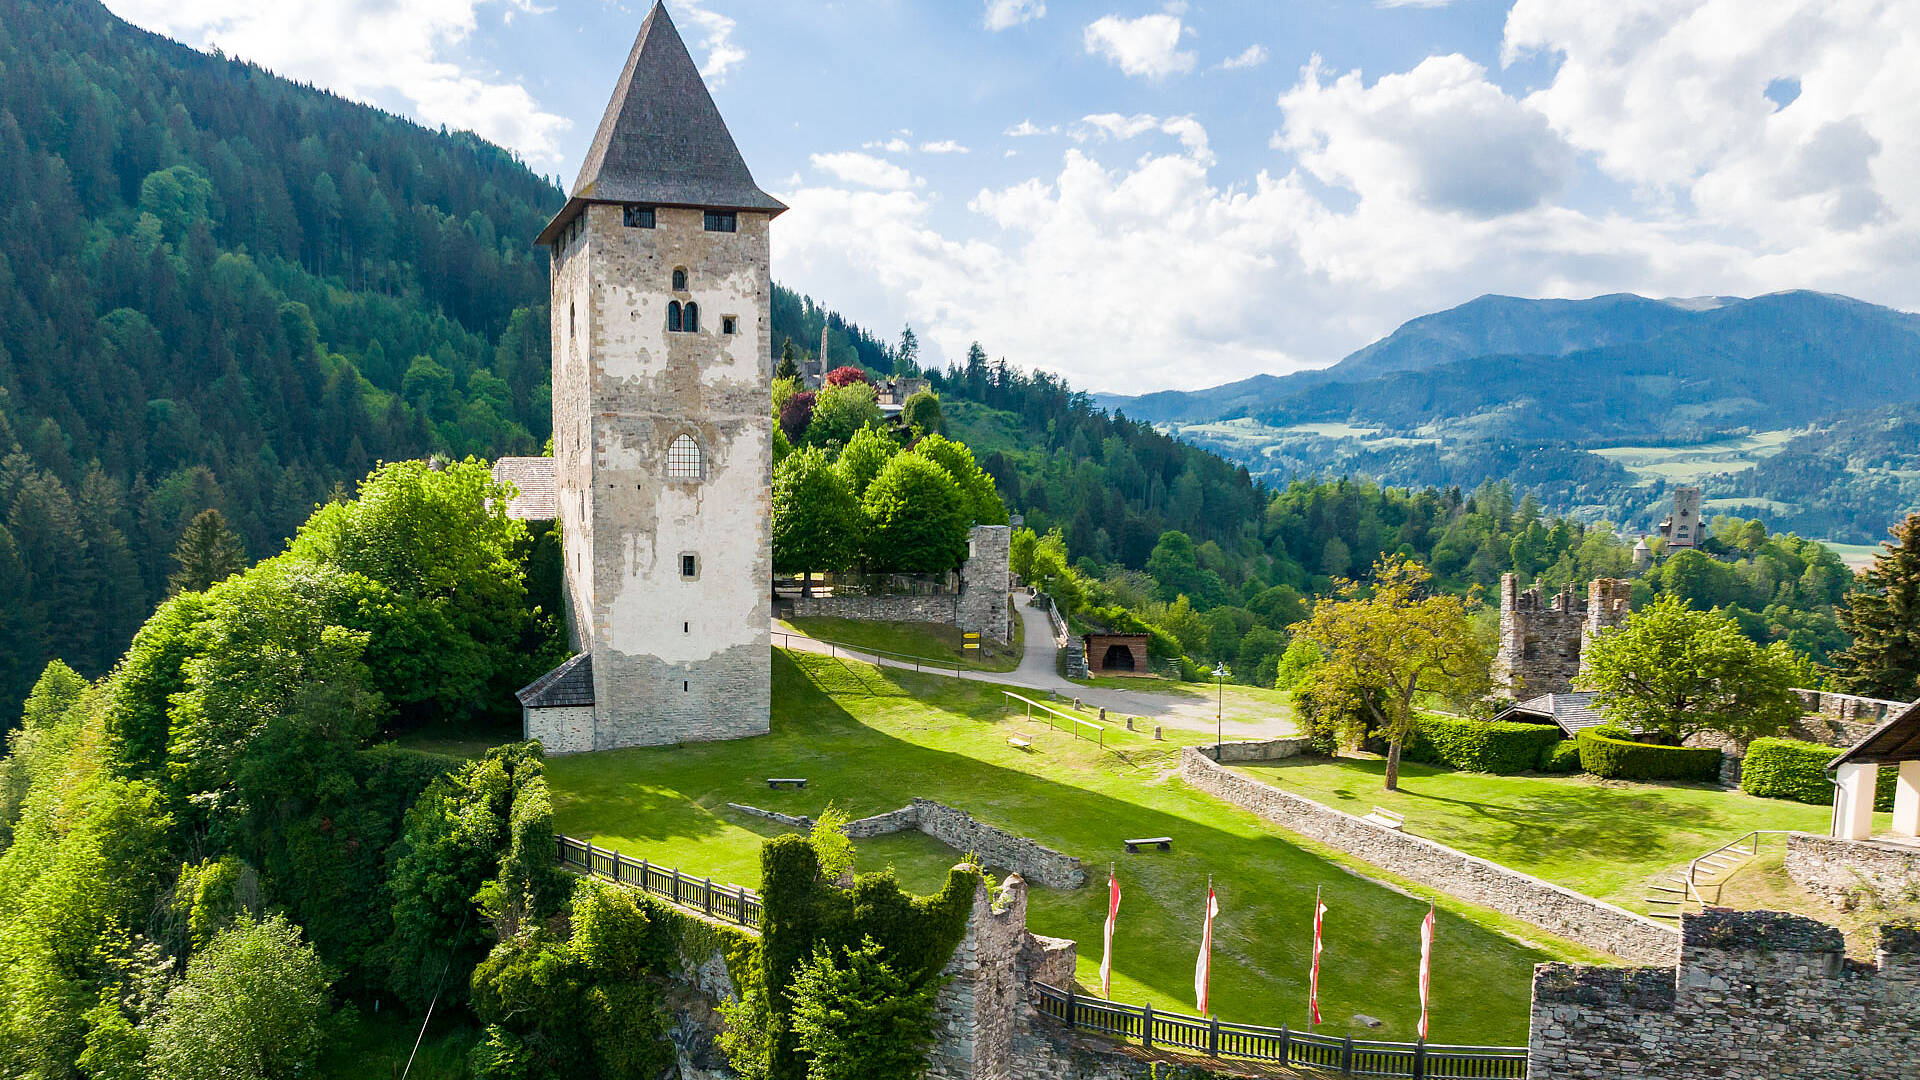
1124;836;1173;854
767;778;808;790
1362;807;1404;831
1006;734;1033;750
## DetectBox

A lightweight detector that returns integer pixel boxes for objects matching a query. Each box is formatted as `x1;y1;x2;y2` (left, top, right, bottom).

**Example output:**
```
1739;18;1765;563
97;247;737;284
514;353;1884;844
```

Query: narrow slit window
667;435;703;480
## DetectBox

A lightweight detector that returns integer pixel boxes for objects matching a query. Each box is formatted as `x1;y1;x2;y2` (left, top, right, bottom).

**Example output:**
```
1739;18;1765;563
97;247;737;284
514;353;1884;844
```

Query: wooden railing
556;835;762;928
1003;691;1106;747
771;629;963;677
1032;984;1526;1078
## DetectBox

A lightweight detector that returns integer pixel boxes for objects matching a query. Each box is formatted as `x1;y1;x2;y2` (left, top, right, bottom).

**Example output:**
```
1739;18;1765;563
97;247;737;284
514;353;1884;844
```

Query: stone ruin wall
1527;909;1920;1080
782;525;1012;644
1783;831;1920;908
725;798;1086;889
1493;576;1630;698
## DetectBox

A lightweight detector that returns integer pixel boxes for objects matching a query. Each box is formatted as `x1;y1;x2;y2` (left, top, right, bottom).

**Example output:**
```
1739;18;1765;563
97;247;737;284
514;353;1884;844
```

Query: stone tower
1659;486;1704;550
532;2;781;750
1492;573;1633;697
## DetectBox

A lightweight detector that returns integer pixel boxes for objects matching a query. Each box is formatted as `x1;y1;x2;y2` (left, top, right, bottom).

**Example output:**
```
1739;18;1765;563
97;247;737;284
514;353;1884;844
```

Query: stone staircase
1644;832;1774;919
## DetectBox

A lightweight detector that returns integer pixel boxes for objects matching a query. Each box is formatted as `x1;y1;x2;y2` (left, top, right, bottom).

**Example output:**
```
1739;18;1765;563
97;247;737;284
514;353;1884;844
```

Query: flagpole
1309;884;1325;1027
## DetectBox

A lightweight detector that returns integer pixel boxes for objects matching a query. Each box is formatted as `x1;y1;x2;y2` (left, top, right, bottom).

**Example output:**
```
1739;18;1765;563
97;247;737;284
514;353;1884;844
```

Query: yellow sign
964;632;980;639
964;643;981;650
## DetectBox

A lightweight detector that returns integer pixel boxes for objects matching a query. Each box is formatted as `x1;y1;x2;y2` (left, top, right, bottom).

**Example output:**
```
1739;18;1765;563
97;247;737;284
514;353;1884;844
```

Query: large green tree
166;508;248;596
912;434;1007;527
788;937;943;1080
805;384;882;450
860;456;968;574
144;915;332;1080
774;449;862;585
1834;513;1920;701
1580;595;1810;743
1295;557;1488;790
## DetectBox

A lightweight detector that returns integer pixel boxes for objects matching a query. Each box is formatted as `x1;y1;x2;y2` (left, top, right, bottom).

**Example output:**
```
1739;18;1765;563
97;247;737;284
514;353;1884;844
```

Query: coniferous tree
776;337;801;381
167;508;249;596
1834;513;1920;701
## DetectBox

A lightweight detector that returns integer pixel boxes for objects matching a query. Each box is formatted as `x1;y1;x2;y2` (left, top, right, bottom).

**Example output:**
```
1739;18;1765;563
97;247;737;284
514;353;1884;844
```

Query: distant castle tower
1658;487;1704;550
1492;574;1632;697
523;2;783;750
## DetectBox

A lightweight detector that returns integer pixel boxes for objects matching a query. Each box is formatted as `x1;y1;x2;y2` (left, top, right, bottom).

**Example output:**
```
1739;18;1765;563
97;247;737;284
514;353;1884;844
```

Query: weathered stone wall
1784;831;1920;906
724;799;1085;889
558;201;773;751
1492;575;1630;698
1202;738;1315;763
525;704;596;755
1527;910;1920;1079
1179;749;1676;963
960;525;1012;644
1793;689;1902;746
784;592;959;625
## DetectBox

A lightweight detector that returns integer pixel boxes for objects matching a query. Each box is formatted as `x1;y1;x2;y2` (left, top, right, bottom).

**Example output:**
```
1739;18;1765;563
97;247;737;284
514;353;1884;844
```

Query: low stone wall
785;592;959;625
1203;738;1314;763
1794;688;1904;746
726;799;1085;889
1178;749;1676;963
1784;831;1920;907
1528;910;1920;1079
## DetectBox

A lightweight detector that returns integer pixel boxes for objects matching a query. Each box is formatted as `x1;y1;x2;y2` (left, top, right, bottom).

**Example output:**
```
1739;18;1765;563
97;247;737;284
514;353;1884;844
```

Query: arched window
668;301;682;333
684;302;699;333
672;267;688;291
666;434;703;480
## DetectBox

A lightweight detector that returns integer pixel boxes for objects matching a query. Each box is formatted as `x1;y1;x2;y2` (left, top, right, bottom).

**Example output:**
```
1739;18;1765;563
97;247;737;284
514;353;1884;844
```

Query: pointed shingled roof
537;2;783;244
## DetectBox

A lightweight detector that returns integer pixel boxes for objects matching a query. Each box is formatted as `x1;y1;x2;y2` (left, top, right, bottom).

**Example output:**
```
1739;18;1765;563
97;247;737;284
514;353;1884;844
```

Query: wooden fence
1032;984;1526;1078
556;835;762;928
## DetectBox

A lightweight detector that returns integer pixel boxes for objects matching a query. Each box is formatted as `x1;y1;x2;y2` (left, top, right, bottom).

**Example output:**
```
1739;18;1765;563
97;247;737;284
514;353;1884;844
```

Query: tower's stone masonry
1493;575;1630;697
1528;910;1920;1079
958;525;1013;644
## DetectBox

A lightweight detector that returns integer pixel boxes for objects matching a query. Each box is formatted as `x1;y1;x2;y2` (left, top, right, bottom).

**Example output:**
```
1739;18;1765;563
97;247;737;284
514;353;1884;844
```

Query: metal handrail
1683;829;1793;906
1031;983;1527;1077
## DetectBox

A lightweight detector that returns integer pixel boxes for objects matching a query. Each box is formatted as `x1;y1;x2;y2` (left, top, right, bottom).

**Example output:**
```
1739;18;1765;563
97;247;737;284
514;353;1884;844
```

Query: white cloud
1276;54;1573;218
985;0;1046;31
1218;44;1269;71
921;140;971;154
1080;112;1213;164
810;152;920;191
865;138;914;153
102;0;571;166
1084;11;1196;79
1005;120;1061;137
674;0;746;85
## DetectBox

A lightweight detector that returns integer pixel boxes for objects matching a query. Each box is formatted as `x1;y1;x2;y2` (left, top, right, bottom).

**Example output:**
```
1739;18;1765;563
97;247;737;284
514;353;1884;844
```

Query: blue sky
106;1;1920;394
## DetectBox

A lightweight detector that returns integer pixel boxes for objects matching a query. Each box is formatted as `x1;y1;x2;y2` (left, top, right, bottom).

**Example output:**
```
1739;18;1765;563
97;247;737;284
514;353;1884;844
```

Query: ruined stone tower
529;2;780;750
1492;574;1632;697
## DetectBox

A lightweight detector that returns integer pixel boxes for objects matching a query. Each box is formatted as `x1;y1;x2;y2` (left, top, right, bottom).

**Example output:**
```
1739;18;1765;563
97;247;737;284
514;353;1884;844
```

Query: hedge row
1740;737;1896;811
1576;726;1723;782
1539;739;1584;774
1402;715;1566;774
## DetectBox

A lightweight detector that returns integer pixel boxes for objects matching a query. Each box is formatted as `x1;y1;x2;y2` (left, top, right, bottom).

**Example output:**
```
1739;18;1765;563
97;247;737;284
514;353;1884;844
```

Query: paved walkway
774;598;1299;739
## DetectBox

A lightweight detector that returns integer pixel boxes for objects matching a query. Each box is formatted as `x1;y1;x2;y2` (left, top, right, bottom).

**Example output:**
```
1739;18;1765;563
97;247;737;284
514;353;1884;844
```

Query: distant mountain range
1097;291;1920;542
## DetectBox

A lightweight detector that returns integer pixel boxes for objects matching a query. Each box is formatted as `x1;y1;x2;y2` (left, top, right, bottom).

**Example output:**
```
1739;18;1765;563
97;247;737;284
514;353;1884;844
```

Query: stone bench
767;777;808;790
1124;836;1173;853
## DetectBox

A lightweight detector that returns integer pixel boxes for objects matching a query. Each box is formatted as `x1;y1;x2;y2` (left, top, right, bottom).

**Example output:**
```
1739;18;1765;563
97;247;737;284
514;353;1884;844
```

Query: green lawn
1066;677;1298;727
778;615;1024;672
1233;755;1882;912
545;650;1594;1045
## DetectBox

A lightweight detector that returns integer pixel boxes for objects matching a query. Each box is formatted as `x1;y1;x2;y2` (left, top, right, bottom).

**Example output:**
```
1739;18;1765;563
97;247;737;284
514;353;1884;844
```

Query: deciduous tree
1296;557;1488;790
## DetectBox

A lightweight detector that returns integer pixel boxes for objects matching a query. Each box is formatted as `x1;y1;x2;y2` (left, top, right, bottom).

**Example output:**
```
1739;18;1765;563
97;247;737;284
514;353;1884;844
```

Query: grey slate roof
491;456;557;520
1498;691;1621;736
1829;699;1920;768
517;653;595;709
536;2;784;245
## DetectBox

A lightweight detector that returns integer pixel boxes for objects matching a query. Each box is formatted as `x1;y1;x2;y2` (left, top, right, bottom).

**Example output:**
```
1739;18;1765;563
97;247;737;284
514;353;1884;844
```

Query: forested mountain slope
0;0;564;707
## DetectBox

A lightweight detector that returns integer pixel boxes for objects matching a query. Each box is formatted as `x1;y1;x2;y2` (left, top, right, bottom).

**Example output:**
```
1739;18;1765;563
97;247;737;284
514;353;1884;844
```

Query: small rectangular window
722;315;738;335
623;205;655;228
704;211;737;233
681;554;698;578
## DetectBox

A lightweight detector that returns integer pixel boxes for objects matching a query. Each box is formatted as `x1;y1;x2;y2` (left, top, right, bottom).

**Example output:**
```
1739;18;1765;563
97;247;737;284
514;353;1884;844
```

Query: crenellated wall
1527;910;1920;1079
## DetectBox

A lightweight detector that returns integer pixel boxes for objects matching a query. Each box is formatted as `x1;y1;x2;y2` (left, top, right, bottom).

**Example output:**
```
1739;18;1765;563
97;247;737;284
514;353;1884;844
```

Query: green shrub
1402;715;1565;774
1539;739;1583;774
1740;737;1896;810
1576;727;1723;782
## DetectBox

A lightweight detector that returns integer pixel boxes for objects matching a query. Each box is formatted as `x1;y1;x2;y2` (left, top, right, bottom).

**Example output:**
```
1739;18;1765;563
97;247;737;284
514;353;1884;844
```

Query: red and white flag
1418;901;1436;1041
1100;866;1121;998
1194;879;1219;1014
1309;886;1327;1025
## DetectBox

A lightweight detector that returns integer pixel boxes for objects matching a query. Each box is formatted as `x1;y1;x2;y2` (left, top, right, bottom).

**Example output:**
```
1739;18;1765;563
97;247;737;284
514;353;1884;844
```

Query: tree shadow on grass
548;651;1566;1044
